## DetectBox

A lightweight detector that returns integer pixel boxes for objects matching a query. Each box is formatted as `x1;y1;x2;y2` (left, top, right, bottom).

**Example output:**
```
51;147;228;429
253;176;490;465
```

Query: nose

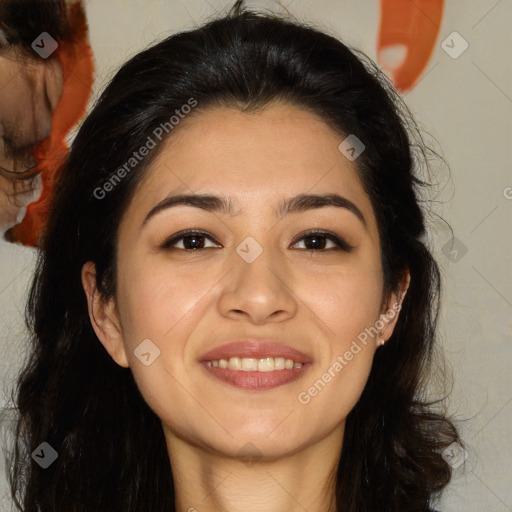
217;245;298;325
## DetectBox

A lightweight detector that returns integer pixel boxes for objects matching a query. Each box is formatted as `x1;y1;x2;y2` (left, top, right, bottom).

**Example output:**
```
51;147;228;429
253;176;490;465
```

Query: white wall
1;1;510;510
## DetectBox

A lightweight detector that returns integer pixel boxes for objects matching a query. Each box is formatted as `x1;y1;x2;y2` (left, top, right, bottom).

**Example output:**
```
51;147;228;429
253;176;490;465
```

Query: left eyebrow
142;192;367;228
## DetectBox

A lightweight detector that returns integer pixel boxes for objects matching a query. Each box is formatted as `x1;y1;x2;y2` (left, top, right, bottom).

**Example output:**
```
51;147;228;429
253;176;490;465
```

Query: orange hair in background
7;0;94;247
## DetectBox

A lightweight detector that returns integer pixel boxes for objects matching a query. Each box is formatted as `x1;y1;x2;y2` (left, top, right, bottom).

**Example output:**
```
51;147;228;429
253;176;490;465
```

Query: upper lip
199;338;313;364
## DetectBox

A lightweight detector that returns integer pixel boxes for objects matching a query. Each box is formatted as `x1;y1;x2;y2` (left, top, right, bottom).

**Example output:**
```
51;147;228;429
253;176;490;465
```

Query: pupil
306;235;324;250
181;234;328;250
185;235;203;249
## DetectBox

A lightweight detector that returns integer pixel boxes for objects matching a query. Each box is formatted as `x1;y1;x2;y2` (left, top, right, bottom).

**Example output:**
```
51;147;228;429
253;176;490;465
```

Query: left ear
378;269;411;344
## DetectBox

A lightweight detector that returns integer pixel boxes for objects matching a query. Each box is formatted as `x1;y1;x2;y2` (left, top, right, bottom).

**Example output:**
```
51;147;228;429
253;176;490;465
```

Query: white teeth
258;357;274;372
229;357;242;370
241;358;258;371
206;356;304;371
274;357;285;370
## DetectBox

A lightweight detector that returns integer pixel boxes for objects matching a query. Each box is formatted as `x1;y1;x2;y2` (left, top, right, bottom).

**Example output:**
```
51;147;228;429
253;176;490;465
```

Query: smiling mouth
200;357;311;390
204;356;303;371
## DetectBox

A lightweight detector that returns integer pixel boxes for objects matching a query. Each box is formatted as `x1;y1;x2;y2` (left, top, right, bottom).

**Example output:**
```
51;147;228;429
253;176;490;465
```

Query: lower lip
200;363;311;390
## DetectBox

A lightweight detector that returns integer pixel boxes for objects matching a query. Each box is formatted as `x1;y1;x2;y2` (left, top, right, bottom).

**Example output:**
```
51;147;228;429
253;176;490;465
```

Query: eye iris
166;231;343;251
183;234;204;250
304;235;327;250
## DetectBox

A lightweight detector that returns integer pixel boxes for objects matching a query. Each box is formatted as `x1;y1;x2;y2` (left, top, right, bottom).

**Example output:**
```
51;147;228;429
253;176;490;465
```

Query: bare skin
82;102;409;511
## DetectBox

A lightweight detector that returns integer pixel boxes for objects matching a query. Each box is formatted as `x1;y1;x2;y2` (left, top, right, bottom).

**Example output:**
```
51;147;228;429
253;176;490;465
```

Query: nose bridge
218;232;298;322
233;233;283;291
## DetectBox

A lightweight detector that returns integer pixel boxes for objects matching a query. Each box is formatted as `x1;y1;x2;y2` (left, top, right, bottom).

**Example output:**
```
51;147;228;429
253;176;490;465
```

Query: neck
163;426;343;512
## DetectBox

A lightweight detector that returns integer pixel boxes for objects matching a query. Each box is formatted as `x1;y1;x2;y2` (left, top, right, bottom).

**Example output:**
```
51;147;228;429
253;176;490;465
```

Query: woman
7;1;464;510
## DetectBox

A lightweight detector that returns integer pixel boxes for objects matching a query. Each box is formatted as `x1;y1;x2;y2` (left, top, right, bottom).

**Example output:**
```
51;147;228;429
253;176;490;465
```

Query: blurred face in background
0;48;62;235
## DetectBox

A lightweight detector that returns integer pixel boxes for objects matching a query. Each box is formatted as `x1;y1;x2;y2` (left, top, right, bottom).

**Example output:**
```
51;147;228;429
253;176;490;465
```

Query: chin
216;422;312;457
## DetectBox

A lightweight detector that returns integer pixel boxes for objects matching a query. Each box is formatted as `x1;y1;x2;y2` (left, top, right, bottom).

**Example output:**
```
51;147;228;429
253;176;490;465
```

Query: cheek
296;258;384;341
292;260;382;415
115;258;205;344
114;260;206;429
295;302;378;433
296;343;375;442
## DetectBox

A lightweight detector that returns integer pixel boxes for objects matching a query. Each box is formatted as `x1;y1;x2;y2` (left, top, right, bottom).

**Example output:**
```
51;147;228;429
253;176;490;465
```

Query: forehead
122;102;376;229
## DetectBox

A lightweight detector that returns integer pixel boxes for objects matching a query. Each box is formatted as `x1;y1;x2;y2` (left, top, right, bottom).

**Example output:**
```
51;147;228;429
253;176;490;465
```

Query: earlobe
378;270;411;346
81;261;130;368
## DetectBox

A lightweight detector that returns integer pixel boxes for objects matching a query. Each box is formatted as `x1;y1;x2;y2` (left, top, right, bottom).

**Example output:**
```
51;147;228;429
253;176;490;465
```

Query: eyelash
161;229;354;252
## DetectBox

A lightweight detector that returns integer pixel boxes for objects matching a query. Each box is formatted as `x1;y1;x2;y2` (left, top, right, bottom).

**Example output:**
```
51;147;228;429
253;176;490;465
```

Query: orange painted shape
377;0;444;92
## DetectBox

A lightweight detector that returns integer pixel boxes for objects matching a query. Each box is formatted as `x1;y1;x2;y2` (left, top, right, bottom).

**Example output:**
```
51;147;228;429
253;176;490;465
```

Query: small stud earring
377;331;385;346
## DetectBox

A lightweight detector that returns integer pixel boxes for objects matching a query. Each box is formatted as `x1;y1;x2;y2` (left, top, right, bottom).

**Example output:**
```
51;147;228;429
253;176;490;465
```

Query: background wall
1;1;511;510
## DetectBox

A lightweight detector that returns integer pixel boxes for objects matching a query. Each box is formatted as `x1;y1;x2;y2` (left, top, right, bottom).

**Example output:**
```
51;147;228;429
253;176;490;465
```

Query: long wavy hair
6;1;464;510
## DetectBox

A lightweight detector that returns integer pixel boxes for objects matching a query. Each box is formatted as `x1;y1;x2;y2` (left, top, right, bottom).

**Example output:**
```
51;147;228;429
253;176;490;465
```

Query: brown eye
291;230;354;252
161;229;354;252
161;230;221;251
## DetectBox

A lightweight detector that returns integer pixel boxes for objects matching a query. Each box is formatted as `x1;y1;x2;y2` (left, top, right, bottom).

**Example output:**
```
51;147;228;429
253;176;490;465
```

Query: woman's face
84;102;406;460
